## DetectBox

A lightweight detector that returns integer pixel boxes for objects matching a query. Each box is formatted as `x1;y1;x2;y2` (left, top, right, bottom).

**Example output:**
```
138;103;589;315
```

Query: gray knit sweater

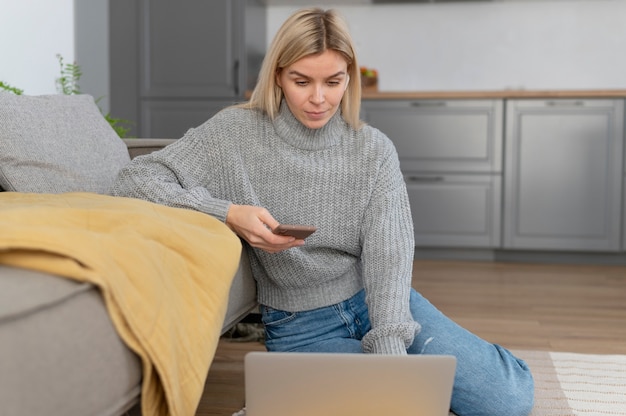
111;103;419;354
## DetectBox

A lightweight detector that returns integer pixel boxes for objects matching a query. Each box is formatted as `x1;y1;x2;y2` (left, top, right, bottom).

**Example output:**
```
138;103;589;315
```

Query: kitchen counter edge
361;89;626;100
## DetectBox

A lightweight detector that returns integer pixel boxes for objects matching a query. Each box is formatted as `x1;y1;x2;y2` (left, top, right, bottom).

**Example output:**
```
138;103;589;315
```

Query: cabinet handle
545;100;584;107
233;59;240;96
410;101;446;108
406;175;445;182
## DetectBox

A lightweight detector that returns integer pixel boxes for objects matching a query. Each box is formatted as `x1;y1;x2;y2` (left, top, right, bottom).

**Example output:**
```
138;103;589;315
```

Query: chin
303;121;328;129
299;115;332;130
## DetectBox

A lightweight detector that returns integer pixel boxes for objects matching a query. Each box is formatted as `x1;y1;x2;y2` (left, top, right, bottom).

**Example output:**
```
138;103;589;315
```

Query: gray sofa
0;138;257;416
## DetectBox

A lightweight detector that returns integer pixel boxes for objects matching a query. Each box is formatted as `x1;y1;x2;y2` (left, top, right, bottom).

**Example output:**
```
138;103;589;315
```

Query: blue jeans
260;289;534;416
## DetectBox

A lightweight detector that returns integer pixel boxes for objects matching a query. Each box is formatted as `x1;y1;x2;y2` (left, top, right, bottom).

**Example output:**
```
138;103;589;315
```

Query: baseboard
415;247;626;265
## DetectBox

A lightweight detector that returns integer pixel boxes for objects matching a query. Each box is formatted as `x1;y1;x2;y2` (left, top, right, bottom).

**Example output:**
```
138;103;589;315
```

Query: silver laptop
244;351;456;416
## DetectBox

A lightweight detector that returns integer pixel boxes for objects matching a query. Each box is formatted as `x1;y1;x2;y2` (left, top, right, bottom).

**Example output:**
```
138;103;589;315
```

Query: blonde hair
241;8;363;129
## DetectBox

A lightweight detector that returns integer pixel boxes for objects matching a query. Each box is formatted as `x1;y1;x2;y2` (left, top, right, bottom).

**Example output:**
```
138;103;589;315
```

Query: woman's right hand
225;204;305;253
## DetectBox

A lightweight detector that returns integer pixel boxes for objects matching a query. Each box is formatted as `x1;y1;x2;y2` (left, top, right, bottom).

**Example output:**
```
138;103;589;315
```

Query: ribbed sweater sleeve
358;138;421;354
111;104;420;355
110;112;240;222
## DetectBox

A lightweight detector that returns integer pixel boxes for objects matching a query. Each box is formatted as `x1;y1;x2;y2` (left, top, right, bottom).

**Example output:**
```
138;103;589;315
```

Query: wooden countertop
361;89;626;100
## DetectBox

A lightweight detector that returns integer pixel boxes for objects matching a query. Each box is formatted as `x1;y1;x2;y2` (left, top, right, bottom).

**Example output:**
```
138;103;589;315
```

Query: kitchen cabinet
405;174;501;247
140;100;238;139
362;99;503;248
503;99;624;252
110;0;265;138
140;0;240;99
362;99;502;173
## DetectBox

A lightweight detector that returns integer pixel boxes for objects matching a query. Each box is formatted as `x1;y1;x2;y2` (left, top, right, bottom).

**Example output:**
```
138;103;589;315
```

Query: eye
295;80;309;86
327;80;341;86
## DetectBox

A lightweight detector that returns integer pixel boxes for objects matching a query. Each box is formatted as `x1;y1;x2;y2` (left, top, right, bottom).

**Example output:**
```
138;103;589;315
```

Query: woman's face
276;49;349;130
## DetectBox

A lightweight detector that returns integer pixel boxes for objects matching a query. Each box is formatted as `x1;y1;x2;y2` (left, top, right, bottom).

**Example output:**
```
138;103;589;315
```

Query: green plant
0;81;23;95
55;54;82;95
103;107;133;138
54;54;134;138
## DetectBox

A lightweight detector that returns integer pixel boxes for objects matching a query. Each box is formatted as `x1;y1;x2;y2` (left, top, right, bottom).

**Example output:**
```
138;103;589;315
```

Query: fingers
248;230;306;253
250;222;306;253
225;204;306;253
256;209;280;233
257;238;305;254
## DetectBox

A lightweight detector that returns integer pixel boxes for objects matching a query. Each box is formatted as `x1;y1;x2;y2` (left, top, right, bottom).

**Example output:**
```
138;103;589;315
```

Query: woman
111;8;533;416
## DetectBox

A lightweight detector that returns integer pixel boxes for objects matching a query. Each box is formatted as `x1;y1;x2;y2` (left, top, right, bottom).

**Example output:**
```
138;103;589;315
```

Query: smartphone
272;224;317;240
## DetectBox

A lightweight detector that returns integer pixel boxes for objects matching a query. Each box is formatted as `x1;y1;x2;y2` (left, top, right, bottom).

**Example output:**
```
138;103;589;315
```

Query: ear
344;75;350;91
275;70;282;89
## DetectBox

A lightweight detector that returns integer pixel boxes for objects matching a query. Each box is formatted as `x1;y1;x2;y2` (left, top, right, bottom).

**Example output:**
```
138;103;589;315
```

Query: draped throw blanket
0;192;242;416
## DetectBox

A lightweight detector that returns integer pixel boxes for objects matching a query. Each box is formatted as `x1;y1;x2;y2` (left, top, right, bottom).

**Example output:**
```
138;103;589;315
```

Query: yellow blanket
0;192;242;416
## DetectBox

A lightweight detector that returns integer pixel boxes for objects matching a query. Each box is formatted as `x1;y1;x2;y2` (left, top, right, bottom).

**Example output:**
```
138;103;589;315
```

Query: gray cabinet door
362;100;503;173
407;174;501;248
139;0;242;98
111;0;265;138
141;100;238;139
504;99;624;251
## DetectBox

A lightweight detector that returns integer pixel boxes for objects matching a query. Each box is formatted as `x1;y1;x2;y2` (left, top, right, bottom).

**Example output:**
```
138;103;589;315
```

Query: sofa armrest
123;138;176;159
221;250;257;334
122;138;258;333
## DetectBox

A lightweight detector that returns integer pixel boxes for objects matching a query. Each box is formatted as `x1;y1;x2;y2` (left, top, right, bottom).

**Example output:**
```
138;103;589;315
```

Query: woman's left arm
359;136;420;354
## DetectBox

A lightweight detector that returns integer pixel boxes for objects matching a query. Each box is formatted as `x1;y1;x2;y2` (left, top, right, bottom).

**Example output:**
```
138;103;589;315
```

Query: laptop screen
244;351;456;416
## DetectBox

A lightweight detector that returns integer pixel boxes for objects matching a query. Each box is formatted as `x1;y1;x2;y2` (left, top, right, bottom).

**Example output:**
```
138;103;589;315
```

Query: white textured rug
233;349;626;416
514;349;626;416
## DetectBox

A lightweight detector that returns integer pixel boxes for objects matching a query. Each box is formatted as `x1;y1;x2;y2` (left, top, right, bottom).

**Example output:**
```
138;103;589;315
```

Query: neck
273;102;346;151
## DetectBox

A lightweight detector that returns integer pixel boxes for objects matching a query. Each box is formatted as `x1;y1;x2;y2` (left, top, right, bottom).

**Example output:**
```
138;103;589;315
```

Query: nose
309;84;325;104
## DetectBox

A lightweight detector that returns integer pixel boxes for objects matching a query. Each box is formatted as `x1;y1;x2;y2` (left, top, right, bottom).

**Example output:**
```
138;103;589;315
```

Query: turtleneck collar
273;100;348;151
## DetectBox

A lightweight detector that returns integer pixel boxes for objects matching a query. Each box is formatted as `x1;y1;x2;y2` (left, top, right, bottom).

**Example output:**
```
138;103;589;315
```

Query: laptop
244;351;456;416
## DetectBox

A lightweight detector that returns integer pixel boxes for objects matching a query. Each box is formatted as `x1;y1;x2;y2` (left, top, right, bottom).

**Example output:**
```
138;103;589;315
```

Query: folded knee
501;387;534;416
494;347;535;416
451;362;534;416
490;368;535;416
453;387;533;416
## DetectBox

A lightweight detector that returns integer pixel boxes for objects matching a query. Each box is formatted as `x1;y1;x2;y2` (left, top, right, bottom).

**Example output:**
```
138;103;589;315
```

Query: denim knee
509;373;535;416
462;377;534;416
495;385;534;416
489;362;534;416
452;351;534;416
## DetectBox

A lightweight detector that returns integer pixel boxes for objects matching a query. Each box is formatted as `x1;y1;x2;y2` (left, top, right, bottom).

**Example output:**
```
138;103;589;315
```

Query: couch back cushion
0;93;130;194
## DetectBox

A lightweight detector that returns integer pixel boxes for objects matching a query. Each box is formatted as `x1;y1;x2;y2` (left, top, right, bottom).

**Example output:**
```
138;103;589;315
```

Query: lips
305;110;327;120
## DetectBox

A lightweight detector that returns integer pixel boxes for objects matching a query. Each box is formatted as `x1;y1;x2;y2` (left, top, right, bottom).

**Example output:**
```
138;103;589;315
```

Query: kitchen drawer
406;174;502;248
362;99;503;173
140;99;237;138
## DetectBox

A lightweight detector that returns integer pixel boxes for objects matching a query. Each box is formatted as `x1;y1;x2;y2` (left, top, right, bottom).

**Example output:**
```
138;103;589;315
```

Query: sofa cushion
0;265;142;416
0;93;130;193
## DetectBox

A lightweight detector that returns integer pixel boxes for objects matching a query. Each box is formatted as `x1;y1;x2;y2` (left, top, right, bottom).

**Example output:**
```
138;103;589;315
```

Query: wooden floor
196;259;626;416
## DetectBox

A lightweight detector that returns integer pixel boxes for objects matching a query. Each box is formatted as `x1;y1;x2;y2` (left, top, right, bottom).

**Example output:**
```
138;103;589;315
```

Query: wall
75;0;109;112
0;0;74;95
268;0;626;91
2;1;625;102
0;0;108;111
